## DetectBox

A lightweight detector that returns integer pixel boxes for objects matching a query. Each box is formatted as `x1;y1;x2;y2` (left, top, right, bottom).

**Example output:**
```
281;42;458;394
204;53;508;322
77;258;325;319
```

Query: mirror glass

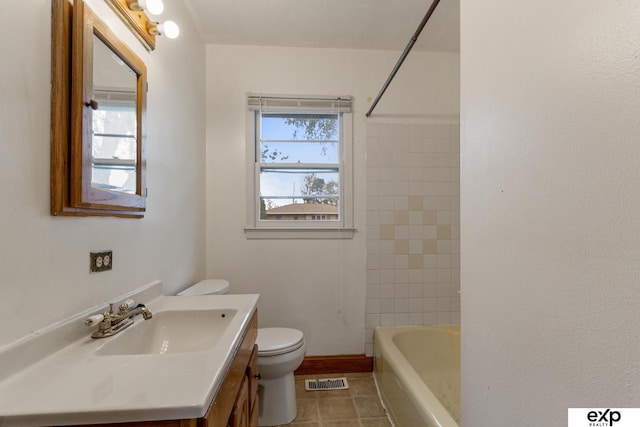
91;35;138;194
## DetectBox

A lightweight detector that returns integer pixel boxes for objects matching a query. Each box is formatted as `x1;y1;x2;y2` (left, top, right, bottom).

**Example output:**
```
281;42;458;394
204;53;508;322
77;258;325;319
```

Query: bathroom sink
96;309;237;356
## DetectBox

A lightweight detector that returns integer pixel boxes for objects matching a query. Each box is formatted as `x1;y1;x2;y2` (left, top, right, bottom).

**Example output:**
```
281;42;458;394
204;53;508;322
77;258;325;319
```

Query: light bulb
139;0;164;15
159;20;180;39
148;20;180;39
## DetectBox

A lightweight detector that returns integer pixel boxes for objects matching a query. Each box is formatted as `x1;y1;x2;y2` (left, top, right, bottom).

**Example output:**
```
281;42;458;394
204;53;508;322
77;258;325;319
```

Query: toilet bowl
256;328;306;426
177;280;306;427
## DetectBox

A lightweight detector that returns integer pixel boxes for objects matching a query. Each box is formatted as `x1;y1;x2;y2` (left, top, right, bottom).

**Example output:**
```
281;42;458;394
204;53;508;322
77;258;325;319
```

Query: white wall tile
409;298;423;313
379;197;395;211
394;284;409;298
424;284;438;298
408;182;423;196
408;271;423;285
395;313;409;325
367;284;381;299
365;298;380;314
380;269;395;284
409;313;424;325
394;196;409;210
380;284;395;298
380;313;395;326
365;122;461;339
436;312;452;325
365;314;381;329
424;313;438;325
408;283;423;298
394;269;409;283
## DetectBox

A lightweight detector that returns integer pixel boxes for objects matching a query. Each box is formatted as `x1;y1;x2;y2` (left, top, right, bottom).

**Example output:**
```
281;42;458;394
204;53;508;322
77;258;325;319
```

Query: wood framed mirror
51;0;147;218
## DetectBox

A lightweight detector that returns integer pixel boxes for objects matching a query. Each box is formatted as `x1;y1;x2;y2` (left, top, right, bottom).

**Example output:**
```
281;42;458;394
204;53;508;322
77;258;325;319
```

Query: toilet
177;279;306;427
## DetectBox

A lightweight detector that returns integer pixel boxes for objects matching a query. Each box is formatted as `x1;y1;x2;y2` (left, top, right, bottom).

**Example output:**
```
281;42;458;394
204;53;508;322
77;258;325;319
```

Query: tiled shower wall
365;122;460;356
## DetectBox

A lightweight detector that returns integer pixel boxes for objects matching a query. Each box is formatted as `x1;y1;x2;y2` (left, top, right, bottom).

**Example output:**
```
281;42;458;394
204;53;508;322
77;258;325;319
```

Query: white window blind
247;94;352;113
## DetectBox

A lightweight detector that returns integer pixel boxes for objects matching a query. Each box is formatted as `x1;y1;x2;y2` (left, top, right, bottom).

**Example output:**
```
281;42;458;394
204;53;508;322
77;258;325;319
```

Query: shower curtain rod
365;0;442;118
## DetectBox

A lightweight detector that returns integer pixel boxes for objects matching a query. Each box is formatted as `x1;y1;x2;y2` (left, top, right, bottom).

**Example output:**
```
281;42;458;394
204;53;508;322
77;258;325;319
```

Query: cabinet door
249;395;259;427
228;377;249;427
246;344;260;418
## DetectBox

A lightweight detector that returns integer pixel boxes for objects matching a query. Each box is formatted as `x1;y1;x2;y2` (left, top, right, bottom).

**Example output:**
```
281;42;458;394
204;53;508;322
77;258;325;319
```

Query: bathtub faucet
85;300;153;339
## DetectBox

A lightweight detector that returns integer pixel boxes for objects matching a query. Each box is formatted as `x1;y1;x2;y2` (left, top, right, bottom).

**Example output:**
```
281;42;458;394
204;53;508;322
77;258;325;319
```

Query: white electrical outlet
90;250;113;273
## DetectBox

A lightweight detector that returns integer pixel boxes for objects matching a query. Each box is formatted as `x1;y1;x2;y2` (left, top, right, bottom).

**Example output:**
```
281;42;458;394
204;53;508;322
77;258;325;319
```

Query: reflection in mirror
92;35;138;194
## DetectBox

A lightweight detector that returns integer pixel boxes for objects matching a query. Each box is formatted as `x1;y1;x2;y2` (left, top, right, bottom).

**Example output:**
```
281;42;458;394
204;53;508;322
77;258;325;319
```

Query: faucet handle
85;313;105;326
118;299;135;314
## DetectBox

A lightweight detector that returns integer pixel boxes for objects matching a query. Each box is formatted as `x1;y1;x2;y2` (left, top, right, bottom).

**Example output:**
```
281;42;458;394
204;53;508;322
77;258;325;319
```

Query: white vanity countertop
0;292;259;426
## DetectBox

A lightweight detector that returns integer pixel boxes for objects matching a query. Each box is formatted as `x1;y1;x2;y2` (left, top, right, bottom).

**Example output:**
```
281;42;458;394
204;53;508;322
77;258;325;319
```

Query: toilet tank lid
177;279;230;296
257;327;304;355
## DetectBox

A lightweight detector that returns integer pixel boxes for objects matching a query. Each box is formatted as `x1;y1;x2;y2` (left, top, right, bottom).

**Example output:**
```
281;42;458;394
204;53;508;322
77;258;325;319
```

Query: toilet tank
177;279;230;296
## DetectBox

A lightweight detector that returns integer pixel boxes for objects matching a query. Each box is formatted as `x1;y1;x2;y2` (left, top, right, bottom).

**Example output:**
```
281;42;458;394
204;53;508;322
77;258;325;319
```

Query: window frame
244;94;355;239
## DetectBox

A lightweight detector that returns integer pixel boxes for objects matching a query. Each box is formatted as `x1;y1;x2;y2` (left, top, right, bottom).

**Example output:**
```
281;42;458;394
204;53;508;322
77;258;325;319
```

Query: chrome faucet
85;300;153;339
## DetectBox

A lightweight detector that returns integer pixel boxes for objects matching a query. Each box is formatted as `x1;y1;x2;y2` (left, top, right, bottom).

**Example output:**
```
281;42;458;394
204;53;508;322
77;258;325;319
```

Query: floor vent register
304;377;349;391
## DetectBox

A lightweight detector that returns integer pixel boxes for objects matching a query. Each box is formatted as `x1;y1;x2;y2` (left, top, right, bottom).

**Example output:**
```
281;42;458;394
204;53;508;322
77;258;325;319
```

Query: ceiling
183;0;460;53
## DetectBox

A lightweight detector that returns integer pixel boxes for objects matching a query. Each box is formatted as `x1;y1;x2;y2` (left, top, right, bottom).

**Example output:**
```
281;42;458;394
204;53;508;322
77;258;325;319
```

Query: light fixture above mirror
106;0;179;51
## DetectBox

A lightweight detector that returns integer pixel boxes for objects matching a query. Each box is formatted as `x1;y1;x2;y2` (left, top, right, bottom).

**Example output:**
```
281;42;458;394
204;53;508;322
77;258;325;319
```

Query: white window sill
244;227;356;240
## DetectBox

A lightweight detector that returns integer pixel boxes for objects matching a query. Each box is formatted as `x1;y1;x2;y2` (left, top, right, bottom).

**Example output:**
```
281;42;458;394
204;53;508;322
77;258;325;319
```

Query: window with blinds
246;95;354;237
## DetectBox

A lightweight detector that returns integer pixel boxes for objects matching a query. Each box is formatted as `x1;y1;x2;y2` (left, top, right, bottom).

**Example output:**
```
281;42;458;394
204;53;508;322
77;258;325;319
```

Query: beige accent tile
379;225;395;240
354;396;387;418
394;211;409;225
394;240;409;255
408;196;423;211
423;239;438;254
409;255;423;269
423;210;437;225
437;225;452;240
318;397;358;420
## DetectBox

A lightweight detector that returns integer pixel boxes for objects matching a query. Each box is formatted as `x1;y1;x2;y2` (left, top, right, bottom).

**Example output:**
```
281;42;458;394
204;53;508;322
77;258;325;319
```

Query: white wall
205;45;459;355
0;0;206;348
461;0;640;424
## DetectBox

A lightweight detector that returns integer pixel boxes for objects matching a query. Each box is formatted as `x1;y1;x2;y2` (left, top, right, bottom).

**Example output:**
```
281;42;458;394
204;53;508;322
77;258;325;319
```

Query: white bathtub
374;326;460;427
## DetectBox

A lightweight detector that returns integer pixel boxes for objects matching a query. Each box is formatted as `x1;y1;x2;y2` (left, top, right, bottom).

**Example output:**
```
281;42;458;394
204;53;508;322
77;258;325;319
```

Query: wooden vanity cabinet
72;310;259;427
199;311;258;427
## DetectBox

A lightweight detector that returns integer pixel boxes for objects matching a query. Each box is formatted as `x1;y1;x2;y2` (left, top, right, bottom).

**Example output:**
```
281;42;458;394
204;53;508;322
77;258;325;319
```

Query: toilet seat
177;279;230;296
257;328;305;356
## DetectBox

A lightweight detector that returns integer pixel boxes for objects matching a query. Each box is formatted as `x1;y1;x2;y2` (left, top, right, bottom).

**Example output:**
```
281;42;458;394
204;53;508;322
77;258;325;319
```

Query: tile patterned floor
274;372;393;427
